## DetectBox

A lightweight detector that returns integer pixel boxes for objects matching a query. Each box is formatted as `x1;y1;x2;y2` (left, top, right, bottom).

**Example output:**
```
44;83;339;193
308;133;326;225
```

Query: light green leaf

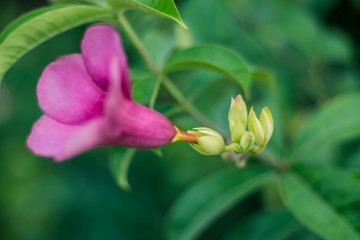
290;93;360;160
105;0;187;28
166;168;274;240
280;166;360;240
0;5;111;83
164;45;251;96
111;148;136;191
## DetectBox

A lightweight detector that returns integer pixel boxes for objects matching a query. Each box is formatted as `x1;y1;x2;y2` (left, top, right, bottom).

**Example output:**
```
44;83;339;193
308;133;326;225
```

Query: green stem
162;77;220;131
149;75;163;109
118;13;220;131
256;151;288;171
118;13;160;75
224;143;237;152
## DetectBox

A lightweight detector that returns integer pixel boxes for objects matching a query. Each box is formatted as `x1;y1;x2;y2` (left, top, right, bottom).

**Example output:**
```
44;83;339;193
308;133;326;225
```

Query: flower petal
81;25;131;99
103;60;176;148
57;118;106;161
27;115;107;161
27;115;80;158
108;101;177;148
37;54;106;125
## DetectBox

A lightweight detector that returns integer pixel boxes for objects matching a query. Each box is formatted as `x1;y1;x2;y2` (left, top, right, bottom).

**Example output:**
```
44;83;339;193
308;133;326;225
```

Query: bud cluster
228;95;273;155
183;95;273;160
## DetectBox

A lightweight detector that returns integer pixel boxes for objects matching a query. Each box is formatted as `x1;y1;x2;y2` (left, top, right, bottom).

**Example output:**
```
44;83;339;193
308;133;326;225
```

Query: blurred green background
1;0;360;239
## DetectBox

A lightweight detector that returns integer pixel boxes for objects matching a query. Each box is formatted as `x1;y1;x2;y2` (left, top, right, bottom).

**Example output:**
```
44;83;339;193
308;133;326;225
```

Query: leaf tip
177;20;188;30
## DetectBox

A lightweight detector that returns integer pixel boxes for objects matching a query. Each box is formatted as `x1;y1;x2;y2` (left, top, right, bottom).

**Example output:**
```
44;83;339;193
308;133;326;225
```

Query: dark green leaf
166;168;274;240
280;166;360;240
164;45;251;96
344;147;360;169
225;210;302;240
0;5;111;83
105;0;187;28
290;93;360;160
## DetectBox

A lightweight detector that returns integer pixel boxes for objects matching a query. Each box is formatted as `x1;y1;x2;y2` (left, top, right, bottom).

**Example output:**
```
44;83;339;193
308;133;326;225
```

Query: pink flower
27;25;180;161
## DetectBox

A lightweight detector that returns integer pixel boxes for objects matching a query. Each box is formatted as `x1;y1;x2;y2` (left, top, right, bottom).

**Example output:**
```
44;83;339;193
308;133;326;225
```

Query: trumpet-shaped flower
27;25;178;161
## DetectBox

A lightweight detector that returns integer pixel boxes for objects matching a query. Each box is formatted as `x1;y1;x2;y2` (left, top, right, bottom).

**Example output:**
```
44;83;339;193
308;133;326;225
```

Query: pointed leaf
0;5;111;83
105;0;187;28
290;93;360;160
166;168;274;240
280;166;360;240
164;45;251;96
225;210;303;240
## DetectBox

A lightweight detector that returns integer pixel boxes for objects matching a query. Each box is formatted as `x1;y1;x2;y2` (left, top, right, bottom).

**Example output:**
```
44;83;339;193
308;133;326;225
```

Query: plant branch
256;151;288;171
118;13;160;75
118;13;220;131
162;77;220;131
118;13;288;172
149;75;163;109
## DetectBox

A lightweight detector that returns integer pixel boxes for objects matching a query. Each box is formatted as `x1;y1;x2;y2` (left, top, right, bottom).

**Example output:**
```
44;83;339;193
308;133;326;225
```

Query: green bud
188;128;225;155
248;107;265;146
228;95;247;143
239;131;255;152
259;106;274;145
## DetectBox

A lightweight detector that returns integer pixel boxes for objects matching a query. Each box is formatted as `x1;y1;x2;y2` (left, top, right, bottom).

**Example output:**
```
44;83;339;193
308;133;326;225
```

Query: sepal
188;128;225;155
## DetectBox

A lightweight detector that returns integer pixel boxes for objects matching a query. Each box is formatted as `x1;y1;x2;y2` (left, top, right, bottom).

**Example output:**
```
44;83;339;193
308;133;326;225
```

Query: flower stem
224;143;237;152
172;127;198;144
256;151;288;171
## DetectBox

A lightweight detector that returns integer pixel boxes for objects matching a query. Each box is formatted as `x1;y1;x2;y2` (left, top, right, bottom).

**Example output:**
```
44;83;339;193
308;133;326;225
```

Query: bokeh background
1;0;360;239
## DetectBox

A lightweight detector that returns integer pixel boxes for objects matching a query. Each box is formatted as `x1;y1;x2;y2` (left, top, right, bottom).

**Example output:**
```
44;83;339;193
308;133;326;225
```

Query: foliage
0;0;359;239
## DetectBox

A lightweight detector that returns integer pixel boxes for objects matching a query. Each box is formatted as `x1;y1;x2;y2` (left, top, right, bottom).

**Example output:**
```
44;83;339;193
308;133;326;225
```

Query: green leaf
105;0;187;28
132;75;156;105
166;168;274;240
48;0;108;7
163;45;251;96
251;69;273;90
151;147;162;158
290;93;360;160
280;166;360;240
225;210;302;240
345;147;360;169
110;148;136;191
0;5;111;83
